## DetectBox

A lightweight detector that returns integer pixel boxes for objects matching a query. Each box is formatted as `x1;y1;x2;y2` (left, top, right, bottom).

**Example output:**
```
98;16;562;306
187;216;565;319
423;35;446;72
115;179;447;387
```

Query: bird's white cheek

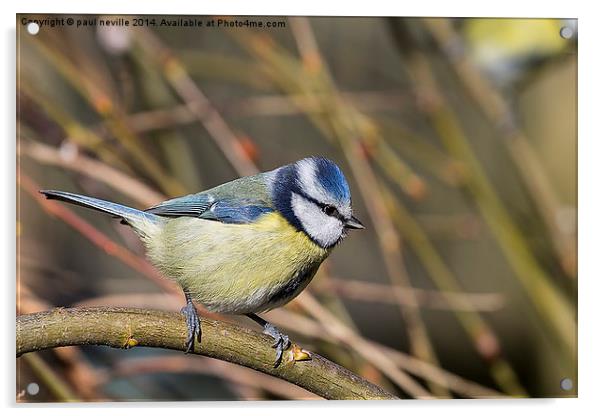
291;193;343;248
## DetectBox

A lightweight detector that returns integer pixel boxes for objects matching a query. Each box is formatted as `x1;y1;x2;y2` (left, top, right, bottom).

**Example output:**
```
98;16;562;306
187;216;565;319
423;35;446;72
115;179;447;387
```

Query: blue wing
145;194;273;224
145;170;276;224
144;193;214;217
200;199;274;224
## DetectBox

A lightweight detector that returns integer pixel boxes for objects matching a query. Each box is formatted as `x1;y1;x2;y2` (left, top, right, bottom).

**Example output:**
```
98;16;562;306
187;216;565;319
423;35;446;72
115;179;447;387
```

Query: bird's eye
323;205;336;216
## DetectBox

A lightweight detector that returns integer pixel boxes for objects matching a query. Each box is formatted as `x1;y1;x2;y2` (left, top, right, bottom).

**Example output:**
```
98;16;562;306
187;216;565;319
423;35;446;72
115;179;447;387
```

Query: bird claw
180;301;201;353
262;322;291;368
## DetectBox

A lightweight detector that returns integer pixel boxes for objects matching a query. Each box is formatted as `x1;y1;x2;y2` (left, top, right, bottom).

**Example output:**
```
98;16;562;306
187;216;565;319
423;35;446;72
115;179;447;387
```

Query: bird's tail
40;190;162;238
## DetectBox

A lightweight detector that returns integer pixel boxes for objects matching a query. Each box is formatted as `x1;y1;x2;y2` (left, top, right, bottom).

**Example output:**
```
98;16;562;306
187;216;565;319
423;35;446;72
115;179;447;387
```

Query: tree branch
16;307;397;400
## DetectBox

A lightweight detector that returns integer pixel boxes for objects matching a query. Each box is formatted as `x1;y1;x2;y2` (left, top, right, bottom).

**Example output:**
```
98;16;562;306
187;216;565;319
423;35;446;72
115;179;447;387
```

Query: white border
5;0;585;17
3;1;599;415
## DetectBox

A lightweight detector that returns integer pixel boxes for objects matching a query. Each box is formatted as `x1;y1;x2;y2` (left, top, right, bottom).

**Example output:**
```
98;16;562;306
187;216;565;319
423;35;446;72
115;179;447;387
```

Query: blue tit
41;156;364;366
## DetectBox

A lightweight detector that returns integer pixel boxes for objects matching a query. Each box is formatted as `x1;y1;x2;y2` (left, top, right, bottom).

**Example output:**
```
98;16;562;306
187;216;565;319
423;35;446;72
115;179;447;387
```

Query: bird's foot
262;322;291;368
180;299;201;353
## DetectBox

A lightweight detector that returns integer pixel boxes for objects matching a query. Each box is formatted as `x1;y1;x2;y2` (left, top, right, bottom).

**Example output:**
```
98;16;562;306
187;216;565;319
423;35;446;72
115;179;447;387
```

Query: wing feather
144;193;214;217
145;170;277;223
145;193;273;224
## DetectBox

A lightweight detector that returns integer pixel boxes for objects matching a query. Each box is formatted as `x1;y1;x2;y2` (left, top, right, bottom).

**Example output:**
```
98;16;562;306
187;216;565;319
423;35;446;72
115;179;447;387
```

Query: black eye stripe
298;192;345;221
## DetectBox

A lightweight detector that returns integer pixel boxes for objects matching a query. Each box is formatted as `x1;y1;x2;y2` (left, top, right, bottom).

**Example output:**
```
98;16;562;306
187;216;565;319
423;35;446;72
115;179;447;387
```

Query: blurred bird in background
41;156;364;367
462;18;574;85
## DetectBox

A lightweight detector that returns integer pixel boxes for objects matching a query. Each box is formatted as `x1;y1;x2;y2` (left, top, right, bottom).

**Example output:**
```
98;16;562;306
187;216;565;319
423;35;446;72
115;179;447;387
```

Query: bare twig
296;293;434;399
392;26;575;362
20;139;164;207
379;180;527;396
17;285;107;401
22;36;186;196
123;91;409;133
423;18;576;278
16;308;397;400
316;278;505;312
267;306;504;398
134;28;259;177
73;291;504;398
19;174;176;295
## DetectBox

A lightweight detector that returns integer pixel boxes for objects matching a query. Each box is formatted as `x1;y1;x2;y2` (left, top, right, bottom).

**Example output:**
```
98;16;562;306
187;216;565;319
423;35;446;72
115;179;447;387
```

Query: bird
40;157;364;367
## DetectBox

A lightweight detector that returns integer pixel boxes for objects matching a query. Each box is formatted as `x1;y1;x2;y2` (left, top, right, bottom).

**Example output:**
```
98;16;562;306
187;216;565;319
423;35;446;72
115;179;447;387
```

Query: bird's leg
180;291;202;353
246;313;291;368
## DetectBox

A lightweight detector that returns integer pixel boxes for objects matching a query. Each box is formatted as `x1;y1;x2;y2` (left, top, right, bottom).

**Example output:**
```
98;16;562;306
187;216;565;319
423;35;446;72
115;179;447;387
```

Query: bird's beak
345;215;365;230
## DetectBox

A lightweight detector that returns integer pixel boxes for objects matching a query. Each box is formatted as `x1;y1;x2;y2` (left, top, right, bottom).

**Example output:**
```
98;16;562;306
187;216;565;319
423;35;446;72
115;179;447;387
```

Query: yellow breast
146;212;329;314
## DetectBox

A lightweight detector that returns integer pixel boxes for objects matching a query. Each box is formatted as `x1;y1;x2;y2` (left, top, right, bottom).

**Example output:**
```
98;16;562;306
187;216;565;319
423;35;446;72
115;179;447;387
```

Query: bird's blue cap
312;157;351;204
